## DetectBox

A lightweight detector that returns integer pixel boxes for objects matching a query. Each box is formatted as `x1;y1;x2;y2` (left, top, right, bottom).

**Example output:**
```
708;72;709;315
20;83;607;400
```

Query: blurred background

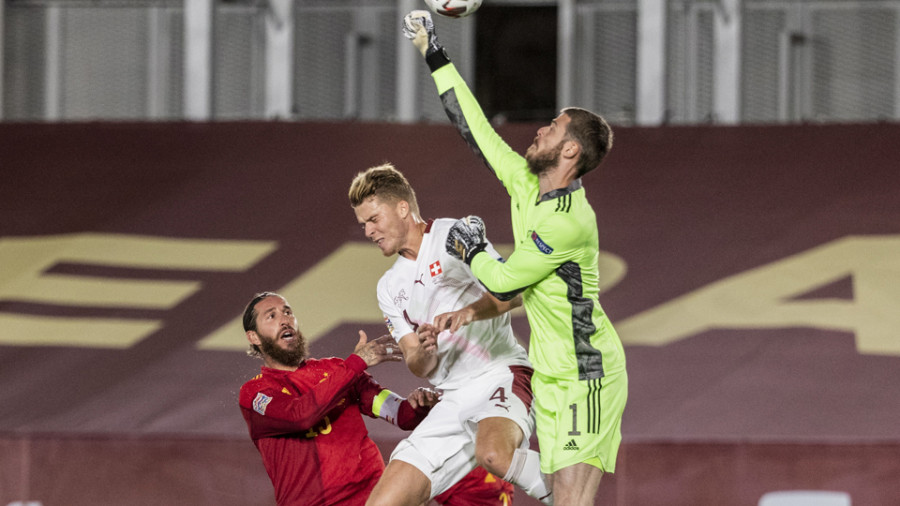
2;1;900;505
3;0;899;125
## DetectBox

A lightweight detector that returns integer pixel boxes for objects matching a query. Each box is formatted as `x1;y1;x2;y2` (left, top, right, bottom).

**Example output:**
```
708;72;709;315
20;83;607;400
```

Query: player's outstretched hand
446;216;487;265
416;323;439;353
434;306;476;334
354;330;402;366
407;387;441;410
403;10;441;58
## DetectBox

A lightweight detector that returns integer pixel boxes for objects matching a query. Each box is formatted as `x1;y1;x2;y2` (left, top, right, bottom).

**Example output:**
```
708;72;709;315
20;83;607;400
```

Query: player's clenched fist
434;306;476;334
406;387;441;410
445;215;487;265
416;323;439;353
402;10;441;58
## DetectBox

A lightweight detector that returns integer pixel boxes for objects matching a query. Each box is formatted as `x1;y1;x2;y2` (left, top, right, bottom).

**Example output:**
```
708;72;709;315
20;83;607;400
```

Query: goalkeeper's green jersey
433;62;626;381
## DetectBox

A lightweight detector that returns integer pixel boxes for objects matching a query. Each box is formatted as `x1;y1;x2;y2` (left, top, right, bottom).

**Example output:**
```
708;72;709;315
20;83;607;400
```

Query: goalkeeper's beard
526;140;565;176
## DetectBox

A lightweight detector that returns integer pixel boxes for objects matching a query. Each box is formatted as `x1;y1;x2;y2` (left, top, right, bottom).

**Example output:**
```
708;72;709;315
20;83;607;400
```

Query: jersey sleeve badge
531;231;554;254
252;392;273;415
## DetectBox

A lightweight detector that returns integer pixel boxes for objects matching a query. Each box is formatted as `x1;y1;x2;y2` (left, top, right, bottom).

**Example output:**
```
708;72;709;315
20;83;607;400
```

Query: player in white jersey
349;164;553;506
377;217;528;388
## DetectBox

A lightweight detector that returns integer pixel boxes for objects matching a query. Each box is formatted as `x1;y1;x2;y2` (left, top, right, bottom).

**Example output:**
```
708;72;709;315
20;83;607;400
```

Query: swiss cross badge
429;261;443;277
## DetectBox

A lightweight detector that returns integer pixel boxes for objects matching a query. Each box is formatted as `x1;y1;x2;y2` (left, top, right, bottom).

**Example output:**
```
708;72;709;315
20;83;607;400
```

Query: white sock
502;448;553;505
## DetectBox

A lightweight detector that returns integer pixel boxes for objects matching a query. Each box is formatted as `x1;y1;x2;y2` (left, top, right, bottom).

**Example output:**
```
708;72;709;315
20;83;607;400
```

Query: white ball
424;0;483;19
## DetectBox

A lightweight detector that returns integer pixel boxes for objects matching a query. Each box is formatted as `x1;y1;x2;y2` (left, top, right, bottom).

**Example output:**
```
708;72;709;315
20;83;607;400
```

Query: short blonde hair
348;163;421;216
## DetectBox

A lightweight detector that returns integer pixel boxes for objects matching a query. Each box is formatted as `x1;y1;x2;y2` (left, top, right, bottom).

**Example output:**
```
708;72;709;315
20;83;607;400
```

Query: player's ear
398;200;410;219
246;330;261;346
563;140;580;160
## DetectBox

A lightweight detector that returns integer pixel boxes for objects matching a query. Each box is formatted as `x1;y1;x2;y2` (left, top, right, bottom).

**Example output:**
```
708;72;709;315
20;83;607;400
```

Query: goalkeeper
403;11;628;506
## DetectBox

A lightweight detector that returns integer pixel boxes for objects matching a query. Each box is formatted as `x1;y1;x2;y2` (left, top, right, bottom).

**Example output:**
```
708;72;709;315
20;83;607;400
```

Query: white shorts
389;365;535;498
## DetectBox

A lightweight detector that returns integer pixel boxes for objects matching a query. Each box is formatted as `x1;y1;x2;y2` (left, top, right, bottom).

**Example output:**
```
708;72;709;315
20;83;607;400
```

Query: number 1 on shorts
568;403;581;436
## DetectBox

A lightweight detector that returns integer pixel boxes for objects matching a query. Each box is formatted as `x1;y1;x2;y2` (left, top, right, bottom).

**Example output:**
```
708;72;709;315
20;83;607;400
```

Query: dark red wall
2;120;899;505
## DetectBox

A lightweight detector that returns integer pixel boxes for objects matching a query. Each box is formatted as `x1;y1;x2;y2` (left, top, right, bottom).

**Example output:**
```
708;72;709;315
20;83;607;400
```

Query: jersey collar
537;178;582;203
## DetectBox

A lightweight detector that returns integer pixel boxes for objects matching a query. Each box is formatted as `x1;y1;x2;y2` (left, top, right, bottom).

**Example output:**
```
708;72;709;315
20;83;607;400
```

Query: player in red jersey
239;291;439;506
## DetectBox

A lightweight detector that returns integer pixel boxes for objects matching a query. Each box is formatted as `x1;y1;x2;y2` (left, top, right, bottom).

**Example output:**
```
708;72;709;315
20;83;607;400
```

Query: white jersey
377;218;531;389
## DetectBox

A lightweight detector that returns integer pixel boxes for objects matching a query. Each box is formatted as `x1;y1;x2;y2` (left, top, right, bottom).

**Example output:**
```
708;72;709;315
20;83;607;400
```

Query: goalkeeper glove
403;10;442;58
446;216;488;265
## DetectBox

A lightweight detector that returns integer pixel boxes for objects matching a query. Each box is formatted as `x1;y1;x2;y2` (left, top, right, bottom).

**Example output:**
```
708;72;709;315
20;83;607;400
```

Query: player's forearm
245;409;320;439
470;252;540;298
398;331;438;378
244;358;367;438
468;292;521;321
245;392;350;439
396;400;431;430
497;293;524;312
359;384;431;430
433;64;516;179
407;11;513;180
405;348;438;378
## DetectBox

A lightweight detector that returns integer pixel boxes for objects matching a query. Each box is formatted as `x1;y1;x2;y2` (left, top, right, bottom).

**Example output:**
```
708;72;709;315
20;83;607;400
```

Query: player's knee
475;447;512;477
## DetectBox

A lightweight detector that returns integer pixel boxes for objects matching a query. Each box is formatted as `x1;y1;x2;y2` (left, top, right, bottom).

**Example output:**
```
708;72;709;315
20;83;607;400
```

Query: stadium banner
1;121;899;505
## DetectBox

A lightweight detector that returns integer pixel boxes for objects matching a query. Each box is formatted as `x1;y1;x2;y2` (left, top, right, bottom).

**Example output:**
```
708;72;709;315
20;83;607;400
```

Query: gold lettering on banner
22;232;893;354
0;313;163;348
198;243;626;350
616;235;900;356
0;233;277;348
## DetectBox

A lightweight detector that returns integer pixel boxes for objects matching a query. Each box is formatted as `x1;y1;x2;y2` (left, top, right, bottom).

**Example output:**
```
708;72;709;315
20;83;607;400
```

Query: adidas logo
563;439;579;451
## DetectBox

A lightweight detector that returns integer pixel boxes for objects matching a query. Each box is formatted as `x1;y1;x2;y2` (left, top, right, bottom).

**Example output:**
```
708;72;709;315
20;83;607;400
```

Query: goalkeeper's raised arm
402;10;522;184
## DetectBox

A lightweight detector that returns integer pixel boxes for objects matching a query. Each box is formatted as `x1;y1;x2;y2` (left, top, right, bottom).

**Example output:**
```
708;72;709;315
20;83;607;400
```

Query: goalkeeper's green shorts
533;369;628;474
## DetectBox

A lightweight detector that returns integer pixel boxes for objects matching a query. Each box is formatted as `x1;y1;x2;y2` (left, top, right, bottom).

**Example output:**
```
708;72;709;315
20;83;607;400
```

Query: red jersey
239;354;426;506
436;466;515;506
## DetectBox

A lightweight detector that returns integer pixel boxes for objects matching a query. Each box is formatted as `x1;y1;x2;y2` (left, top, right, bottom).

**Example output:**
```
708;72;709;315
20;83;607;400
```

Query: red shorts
434;466;514;506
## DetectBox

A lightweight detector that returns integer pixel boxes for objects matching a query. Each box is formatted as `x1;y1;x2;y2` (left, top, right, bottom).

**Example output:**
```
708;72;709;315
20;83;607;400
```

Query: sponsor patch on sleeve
252;392;273;416
531;231;554;254
384;316;394;334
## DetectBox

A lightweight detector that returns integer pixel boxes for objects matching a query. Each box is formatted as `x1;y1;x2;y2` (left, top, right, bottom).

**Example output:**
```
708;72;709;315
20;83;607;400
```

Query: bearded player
404;11;628;506
239;291;439;506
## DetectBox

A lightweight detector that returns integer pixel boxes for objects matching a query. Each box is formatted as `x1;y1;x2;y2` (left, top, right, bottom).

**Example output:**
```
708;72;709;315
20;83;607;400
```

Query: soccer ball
424;0;483;18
